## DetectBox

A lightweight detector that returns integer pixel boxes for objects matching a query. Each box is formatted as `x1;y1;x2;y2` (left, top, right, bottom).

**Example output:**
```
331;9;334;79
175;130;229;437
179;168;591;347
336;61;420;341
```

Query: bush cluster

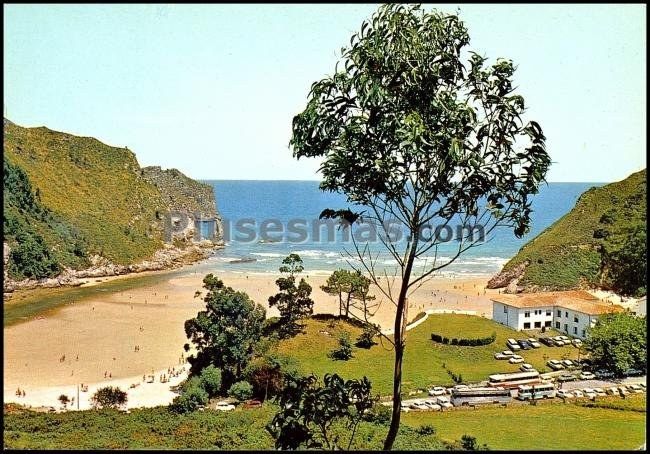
431;332;496;346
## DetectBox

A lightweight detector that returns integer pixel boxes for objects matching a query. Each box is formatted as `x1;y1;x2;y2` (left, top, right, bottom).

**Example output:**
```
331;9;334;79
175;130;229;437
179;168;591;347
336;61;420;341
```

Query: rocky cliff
3;118;223;294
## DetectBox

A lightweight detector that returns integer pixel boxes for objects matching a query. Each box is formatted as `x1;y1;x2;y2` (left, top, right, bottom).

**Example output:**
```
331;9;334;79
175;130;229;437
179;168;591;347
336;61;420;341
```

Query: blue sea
197;180;603;277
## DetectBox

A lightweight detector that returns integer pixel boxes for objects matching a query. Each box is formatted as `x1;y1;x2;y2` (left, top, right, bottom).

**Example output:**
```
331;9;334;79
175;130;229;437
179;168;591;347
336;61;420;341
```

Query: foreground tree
185;274;266;382
268;254;314;335
584;312;646;376
266;373;375;450
290;4;550;449
91;386;127;410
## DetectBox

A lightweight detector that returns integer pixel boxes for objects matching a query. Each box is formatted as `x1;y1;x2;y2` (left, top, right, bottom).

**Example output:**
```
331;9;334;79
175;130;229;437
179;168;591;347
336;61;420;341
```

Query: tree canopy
289;4;551;449
185;274;266;380
584;312;646;376
268;254;315;336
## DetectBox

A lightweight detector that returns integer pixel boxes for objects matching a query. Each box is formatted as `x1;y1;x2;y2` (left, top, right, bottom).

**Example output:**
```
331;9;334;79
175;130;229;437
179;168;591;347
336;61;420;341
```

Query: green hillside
3;119;168;278
490;169;646;296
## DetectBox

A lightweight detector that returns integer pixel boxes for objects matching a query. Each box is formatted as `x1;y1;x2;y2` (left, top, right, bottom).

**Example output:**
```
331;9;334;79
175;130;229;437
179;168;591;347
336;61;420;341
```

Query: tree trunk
345;293;351;318
383;235;418;450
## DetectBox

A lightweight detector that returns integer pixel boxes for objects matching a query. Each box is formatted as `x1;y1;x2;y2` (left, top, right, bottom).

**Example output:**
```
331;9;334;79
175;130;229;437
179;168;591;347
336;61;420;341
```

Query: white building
491;290;624;339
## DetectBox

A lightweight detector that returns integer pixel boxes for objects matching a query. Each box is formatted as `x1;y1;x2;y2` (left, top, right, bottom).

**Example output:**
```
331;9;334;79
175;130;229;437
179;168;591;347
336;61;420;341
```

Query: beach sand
3;269;502;409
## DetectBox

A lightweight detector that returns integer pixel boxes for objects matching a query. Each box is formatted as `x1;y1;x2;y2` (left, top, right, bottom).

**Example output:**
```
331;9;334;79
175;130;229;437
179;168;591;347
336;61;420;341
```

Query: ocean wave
250;252;285;258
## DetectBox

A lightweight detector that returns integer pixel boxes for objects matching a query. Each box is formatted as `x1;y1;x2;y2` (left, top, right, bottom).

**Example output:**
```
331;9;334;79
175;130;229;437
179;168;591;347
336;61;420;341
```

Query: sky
3;4;646;182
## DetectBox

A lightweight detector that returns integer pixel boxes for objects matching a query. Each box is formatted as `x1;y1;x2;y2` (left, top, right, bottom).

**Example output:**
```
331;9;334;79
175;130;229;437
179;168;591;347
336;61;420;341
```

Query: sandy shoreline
4;266;501;409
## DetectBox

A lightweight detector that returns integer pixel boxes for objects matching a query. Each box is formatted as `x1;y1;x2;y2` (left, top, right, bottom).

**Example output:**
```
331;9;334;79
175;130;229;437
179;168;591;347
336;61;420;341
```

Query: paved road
560;376;646;391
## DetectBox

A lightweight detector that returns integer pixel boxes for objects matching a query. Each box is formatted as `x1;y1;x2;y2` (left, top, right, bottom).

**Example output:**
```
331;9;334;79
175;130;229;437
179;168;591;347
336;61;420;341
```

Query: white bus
450;387;512;406
488;371;541;389
517;382;556;400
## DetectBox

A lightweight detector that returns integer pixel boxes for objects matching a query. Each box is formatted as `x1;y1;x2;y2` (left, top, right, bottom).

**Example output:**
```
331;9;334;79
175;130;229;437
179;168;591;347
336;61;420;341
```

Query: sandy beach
3;268;500;409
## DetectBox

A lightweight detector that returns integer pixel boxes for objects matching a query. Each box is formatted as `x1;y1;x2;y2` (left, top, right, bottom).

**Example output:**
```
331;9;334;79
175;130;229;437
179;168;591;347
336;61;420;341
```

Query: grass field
274;314;580;396
4;395;644;450
402;395;647;450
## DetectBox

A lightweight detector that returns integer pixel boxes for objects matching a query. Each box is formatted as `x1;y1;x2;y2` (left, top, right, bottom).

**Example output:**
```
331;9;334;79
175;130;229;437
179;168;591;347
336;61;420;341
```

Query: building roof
491;290;625;315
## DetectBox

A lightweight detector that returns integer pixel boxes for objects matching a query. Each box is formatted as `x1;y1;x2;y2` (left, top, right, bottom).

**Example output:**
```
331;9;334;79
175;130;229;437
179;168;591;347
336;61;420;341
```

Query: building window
565;312;569;318
523;322;531;329
557;310;561;317
582;329;586;337
546;310;552;316
573;326;578;334
564;324;568;332
524;311;530;318
555;322;560;329
545;321;552;327
503;306;508;313
574;316;578;323
534;321;541;328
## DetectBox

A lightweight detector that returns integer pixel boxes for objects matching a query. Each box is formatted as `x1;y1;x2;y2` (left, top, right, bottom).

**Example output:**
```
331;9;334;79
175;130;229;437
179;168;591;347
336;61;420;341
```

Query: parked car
530;341;542;348
410;402;429;410
571;339;583;348
561;359;574;368
502;350;514;356
494;353;509;360
400;402;411;412
547;360;565;371
582;388;597;398
423;400;442;410
559;336;570;341
623;368;644;377
538;337;555;347
579;371;596;380
517;340;532;350
242;399;262;409
553;336;563;341
429;386;446;396
572;390;585;398
436;396;453;409
520;363;535;372
593;387;607;397
453;384;470;391
638;383;646;390
557;389;574;399
557;373;577;382
595;370;615;379
618;386;629;396
628;384;644;394
553;340;566;347
509;355;524;364
606;387;621;396
510;344;522;352
215;401;236;411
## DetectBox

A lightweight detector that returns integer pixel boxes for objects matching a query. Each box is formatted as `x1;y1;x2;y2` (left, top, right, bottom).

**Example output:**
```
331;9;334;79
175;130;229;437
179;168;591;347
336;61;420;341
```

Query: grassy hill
489;169;646;296
3;119;220;281
274;314;579;396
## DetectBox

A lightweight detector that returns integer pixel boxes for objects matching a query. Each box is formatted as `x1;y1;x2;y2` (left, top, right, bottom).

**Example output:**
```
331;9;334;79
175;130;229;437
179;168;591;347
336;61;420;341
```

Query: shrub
170;382;209;414
228;381;254;401
244;355;299;401
329;333;353;360
355;325;378;349
363;403;392;425
416;424;436;436
199;365;222;397
431;332;496;346
90;386;127;410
